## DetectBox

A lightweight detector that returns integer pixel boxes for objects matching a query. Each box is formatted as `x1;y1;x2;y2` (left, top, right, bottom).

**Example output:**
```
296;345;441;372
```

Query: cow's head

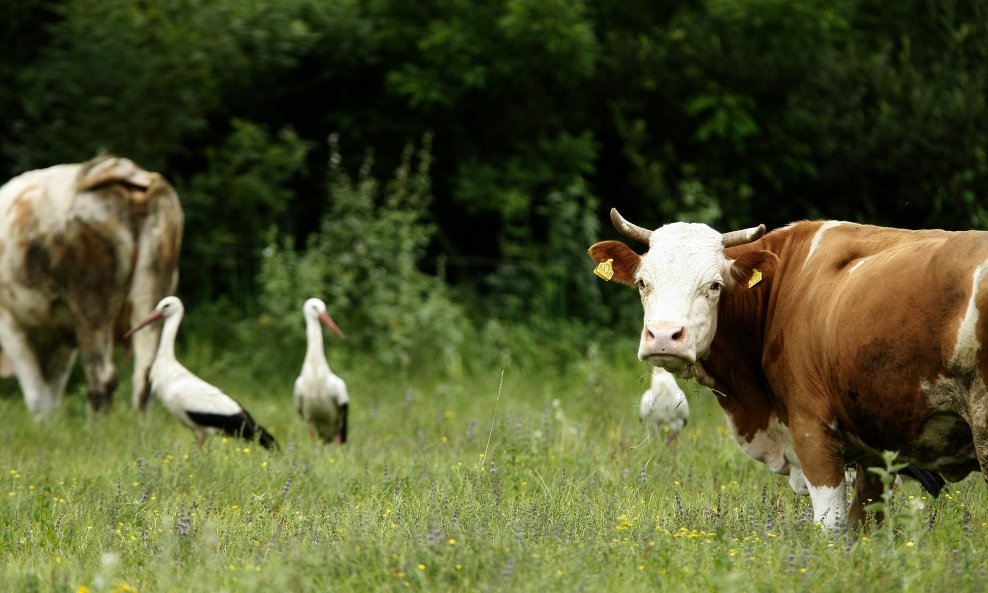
589;209;777;375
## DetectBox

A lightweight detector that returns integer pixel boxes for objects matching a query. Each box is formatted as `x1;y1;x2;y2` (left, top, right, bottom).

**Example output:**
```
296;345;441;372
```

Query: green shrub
181;119;310;310
254;133;467;378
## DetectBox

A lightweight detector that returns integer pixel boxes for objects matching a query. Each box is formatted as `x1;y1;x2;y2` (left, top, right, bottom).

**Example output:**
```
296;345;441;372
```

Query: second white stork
125;296;278;450
640;367;689;441
293;297;349;444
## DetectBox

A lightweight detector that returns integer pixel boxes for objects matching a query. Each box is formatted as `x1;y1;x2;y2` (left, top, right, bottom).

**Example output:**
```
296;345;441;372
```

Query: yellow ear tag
748;268;762;288
594;258;614;281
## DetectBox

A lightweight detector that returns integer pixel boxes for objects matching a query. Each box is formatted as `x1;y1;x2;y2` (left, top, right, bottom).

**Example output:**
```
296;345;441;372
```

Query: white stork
125;296;278;450
293;297;349;444
640;368;689;441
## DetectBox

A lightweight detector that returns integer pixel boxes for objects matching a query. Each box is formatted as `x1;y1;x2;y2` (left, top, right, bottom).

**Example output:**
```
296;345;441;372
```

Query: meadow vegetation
2;340;987;592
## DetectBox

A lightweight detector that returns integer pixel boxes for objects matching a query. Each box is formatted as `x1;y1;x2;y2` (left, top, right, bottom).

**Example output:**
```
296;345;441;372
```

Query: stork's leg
0;311;59;418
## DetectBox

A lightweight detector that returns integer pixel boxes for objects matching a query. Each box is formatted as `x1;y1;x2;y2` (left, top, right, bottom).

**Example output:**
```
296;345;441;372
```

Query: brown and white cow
0;156;184;418
589;209;982;529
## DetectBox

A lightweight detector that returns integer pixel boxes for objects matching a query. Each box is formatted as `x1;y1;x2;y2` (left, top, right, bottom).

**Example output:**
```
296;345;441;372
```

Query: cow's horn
610;208;652;244
722;224;766;248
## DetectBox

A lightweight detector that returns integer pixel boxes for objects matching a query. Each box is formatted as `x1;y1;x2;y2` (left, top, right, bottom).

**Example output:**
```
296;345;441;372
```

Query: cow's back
0;162;141;324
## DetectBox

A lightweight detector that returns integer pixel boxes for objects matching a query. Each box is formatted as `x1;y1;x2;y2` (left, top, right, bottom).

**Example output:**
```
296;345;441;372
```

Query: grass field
1;337;987;593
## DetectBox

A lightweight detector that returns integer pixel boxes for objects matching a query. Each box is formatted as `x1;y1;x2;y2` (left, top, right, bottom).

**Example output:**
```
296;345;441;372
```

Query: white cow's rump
0;156;184;417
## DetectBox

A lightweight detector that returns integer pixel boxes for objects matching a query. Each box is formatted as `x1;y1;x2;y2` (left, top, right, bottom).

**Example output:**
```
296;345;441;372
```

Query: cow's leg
44;345;77;405
0;312;59;418
76;325;117;413
128;186;182;411
790;415;848;530
127;313;160;411
848;463;884;528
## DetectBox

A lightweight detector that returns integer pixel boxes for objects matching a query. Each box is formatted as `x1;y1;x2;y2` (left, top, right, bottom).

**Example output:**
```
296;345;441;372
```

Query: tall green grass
1;336;985;592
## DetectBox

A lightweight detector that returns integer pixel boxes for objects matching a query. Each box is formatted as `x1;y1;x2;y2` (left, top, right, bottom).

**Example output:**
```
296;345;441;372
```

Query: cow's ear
588;241;641;286
728;249;779;289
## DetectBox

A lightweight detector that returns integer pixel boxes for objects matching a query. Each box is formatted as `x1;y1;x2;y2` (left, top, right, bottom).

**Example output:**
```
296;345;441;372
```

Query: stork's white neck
156;309;183;364
304;316;331;371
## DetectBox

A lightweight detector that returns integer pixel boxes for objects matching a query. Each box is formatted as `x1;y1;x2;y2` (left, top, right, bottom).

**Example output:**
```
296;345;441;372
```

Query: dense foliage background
3;0;987;369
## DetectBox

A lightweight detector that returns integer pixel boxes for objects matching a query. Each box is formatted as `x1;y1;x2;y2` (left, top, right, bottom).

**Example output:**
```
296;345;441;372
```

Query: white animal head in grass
640;368;689;441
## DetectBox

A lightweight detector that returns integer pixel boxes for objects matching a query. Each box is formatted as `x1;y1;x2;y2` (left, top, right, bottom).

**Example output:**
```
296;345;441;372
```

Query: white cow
0;156;184;417
639;367;689;440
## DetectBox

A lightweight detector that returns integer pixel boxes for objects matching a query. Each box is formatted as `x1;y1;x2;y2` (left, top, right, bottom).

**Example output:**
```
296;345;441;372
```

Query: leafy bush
254;133;467;377
180;119;309;310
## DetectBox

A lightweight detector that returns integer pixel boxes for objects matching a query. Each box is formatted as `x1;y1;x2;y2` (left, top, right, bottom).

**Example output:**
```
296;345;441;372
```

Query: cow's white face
588;209;770;377
634;223;730;372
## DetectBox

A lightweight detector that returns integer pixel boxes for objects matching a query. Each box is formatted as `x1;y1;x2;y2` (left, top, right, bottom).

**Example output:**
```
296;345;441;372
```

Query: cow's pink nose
641;323;687;355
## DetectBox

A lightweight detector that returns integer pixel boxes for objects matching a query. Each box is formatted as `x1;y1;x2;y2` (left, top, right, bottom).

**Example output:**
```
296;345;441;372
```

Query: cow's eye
709;281;722;292
635;279;647;292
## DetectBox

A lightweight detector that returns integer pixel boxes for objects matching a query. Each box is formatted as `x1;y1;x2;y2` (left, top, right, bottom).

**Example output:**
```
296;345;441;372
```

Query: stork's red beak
318;312;345;340
124;309;164;339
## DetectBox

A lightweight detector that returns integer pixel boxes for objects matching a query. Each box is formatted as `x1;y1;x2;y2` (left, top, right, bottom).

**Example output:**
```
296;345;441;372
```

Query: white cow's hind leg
128;320;159;411
45;346;77;405
75;325;117;413
0;311;59;418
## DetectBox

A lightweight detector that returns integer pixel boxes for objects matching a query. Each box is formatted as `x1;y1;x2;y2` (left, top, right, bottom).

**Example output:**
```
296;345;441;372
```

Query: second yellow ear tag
748;268;762;288
594;258;614;281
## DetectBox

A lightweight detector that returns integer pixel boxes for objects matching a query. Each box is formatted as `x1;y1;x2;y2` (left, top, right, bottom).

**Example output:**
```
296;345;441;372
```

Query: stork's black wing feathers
339;402;349;444
312;402;349;444
900;465;947;498
186;409;279;450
